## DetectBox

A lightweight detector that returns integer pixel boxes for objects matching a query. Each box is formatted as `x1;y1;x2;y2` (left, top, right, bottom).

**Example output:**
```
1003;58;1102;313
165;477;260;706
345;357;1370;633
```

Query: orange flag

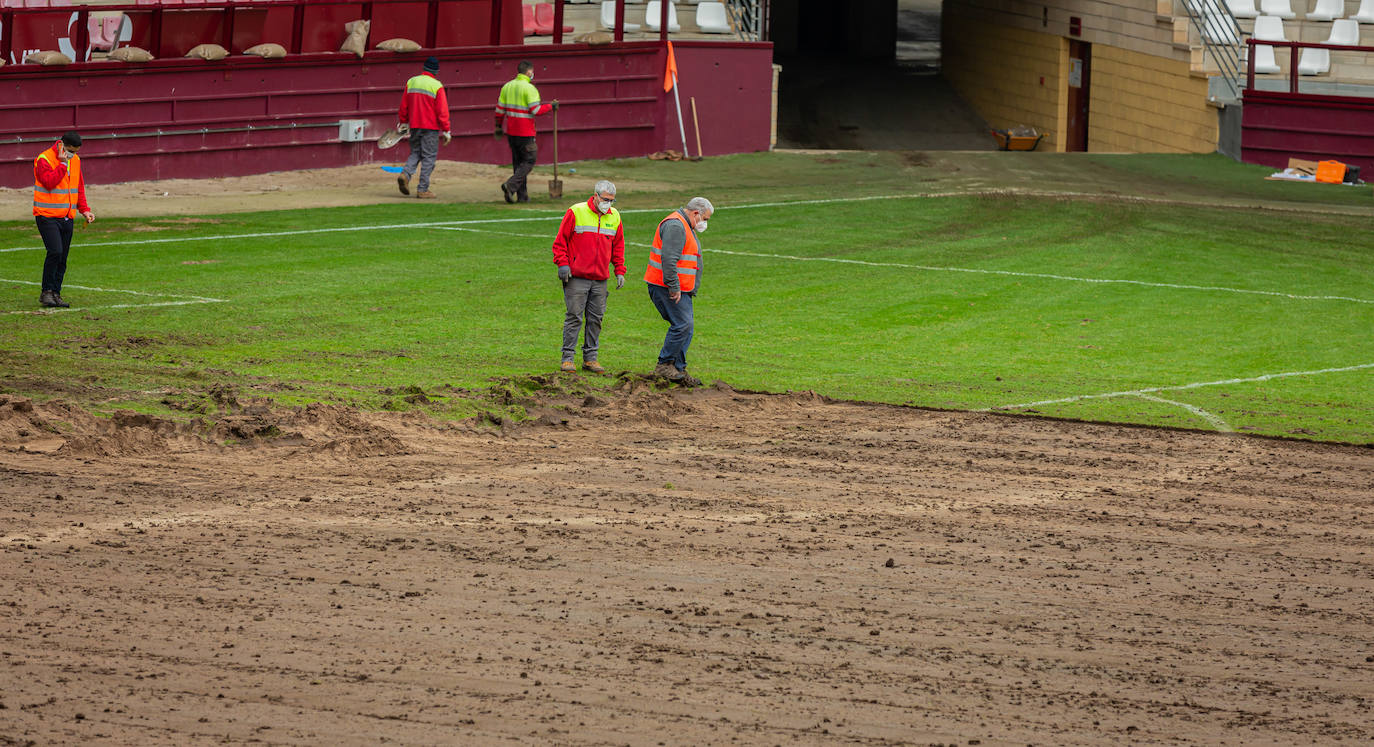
663;40;678;92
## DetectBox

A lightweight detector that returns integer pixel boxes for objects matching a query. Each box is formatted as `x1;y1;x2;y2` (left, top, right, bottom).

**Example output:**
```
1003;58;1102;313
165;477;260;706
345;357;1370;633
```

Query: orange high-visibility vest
33;146;81;219
644;211;699;293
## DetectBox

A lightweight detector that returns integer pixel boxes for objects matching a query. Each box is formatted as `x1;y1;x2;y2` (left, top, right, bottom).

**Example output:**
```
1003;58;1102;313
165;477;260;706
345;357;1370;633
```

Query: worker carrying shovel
395;56;451;199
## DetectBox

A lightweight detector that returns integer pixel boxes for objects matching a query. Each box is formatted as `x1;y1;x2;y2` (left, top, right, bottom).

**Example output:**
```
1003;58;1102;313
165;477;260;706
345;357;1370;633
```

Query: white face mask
597;199;614;213
695;219;708;233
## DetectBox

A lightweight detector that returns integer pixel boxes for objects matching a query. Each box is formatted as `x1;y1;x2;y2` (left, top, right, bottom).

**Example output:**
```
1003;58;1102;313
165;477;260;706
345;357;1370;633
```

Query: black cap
61;131;82;149
423;56;439;73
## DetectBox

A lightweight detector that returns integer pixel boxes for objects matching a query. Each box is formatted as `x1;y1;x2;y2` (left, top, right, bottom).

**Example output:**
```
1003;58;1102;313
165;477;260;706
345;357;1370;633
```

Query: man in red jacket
396;56;451;199
33;131;95;308
551;180;626;373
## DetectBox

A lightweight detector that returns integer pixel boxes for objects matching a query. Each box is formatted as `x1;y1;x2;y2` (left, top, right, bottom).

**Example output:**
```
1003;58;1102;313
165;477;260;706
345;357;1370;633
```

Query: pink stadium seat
533;3;572;35
522;4;537;36
88;15;122;52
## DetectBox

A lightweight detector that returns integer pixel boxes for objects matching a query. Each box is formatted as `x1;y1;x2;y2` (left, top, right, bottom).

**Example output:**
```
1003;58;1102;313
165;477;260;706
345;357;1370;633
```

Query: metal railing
724;0;764;42
1181;0;1245;100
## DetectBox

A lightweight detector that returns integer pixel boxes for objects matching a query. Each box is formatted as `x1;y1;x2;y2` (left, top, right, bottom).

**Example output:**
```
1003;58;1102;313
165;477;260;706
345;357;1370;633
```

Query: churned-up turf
2;151;1372;442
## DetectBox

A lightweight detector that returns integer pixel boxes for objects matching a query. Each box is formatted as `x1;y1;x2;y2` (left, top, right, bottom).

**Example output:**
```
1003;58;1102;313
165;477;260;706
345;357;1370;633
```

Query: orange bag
1315;160;1346;184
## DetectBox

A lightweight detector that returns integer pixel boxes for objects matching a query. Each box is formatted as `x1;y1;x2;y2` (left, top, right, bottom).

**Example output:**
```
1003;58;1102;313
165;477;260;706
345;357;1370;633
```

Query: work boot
560;360;576;372
51;293;71;308
500;182;515;204
416;191;436;199
39;290;57;307
678;370;702;387
582;360;606;374
652;362;676;379
397;174;410;195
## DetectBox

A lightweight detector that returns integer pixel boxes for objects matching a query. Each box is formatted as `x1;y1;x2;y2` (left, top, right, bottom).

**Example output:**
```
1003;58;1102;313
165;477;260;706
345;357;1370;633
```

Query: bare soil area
0;160;670;218
2;379;1372;745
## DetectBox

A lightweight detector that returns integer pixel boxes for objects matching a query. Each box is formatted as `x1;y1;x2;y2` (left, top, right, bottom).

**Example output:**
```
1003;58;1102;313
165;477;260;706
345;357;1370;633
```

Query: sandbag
376;38;421;53
244;43;287;59
108;46;154;63
340;19;370;58
574;31;614;45
185;43;229;61
25;51;73;66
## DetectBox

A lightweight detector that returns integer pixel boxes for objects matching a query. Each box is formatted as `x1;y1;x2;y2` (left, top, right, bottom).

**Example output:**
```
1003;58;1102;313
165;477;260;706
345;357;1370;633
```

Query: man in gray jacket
644;196;713;385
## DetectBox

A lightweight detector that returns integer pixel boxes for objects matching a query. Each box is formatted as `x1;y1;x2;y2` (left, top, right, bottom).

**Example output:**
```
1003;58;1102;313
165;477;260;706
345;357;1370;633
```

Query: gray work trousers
562;277;608;362
403;128;440;191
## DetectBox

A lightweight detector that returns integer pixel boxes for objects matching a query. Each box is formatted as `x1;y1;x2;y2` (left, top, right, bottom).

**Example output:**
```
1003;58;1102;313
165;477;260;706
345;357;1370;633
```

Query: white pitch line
709;249;1374;305
1133;393;1233;432
1;276;224;302
2;299;224;316
983;362;1374;413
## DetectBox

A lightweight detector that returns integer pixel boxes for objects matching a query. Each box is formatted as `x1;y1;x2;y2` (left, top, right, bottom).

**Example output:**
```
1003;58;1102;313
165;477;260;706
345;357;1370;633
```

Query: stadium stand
1354;0;1374;22
1227;0;1261;18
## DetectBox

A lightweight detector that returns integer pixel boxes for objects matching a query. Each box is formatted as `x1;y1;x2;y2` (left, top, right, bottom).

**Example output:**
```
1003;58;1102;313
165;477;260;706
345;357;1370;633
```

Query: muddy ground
3;166;1373;745
2;376;1372;745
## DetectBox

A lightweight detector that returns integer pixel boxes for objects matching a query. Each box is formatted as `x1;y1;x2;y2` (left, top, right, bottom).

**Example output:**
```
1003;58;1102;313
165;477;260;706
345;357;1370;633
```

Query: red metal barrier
0;40;775;186
1241;38;1374;174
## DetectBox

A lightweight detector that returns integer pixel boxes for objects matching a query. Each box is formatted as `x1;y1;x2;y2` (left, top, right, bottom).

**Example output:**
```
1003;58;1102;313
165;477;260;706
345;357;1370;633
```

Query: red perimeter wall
1242;90;1374;175
0;41;774;187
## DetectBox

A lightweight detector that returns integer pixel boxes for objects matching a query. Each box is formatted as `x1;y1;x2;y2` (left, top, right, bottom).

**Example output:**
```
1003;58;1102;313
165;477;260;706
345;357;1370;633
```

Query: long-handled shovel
548;106;564;199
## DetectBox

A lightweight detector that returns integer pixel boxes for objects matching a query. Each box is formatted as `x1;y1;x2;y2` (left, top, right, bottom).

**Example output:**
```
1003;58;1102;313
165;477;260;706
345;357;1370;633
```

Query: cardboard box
1286;158;1319;176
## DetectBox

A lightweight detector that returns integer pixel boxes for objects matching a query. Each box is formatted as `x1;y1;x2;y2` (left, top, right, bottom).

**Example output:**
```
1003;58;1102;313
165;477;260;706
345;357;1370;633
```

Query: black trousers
36;215;74;294
504;135;537;201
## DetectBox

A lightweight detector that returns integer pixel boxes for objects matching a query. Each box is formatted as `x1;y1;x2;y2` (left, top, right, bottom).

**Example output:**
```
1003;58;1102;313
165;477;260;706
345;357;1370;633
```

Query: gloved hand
615;274;625;290
493;125;503;139
551;100;559;111
558;265;572;282
441;131;452;145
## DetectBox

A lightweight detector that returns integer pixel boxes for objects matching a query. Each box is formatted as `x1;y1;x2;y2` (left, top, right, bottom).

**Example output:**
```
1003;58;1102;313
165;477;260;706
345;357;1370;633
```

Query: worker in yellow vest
551;180;626;373
494;60;556;203
33;132;95;309
396;57;451;199
644;197;713;386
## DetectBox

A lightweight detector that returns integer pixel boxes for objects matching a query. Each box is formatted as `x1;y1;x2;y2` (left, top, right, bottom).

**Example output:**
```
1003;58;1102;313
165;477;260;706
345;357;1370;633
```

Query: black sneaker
500;182;515;203
39;290;58;307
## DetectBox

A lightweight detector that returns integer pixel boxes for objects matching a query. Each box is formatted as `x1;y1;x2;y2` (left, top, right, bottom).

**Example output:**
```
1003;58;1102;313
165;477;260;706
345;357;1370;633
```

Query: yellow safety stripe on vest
407;74;442;97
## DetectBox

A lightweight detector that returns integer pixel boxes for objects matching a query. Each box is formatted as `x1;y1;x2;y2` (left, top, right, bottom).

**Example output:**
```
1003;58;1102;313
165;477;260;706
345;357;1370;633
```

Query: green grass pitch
2;151;1372;443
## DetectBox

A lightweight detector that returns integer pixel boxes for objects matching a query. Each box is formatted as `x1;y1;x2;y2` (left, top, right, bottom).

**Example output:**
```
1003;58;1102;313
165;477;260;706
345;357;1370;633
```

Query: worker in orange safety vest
644;196;713;386
33;131;95;309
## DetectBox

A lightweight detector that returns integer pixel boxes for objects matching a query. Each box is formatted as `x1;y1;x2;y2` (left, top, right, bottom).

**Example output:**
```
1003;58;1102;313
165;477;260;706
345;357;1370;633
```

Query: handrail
723;0;763;42
1180;0;1244;101
1245;38;1374;94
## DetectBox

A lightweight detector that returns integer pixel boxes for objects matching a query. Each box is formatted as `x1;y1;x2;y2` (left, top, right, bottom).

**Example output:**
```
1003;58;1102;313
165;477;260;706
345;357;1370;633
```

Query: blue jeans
647;283;693;371
36;215;74;293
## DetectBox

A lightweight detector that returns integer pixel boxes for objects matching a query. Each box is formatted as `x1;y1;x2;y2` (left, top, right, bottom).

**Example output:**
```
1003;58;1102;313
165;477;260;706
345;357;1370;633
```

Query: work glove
493;125;503;139
615;274;625;290
558;265;572;282
551;100;559;111
441;131;452;146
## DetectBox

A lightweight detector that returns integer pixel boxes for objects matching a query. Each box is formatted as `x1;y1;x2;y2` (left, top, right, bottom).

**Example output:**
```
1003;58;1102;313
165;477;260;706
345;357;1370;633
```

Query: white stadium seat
1306;0;1344;21
1260;0;1296;19
1355;0;1374;23
1227;0;1260;19
645;1;681;32
1250;14;1286;74
1298;19;1359;74
696;2;731;33
601;1;641;32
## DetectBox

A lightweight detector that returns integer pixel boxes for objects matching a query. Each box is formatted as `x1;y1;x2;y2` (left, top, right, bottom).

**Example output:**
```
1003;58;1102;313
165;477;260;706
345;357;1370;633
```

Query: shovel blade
548;179;564;199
